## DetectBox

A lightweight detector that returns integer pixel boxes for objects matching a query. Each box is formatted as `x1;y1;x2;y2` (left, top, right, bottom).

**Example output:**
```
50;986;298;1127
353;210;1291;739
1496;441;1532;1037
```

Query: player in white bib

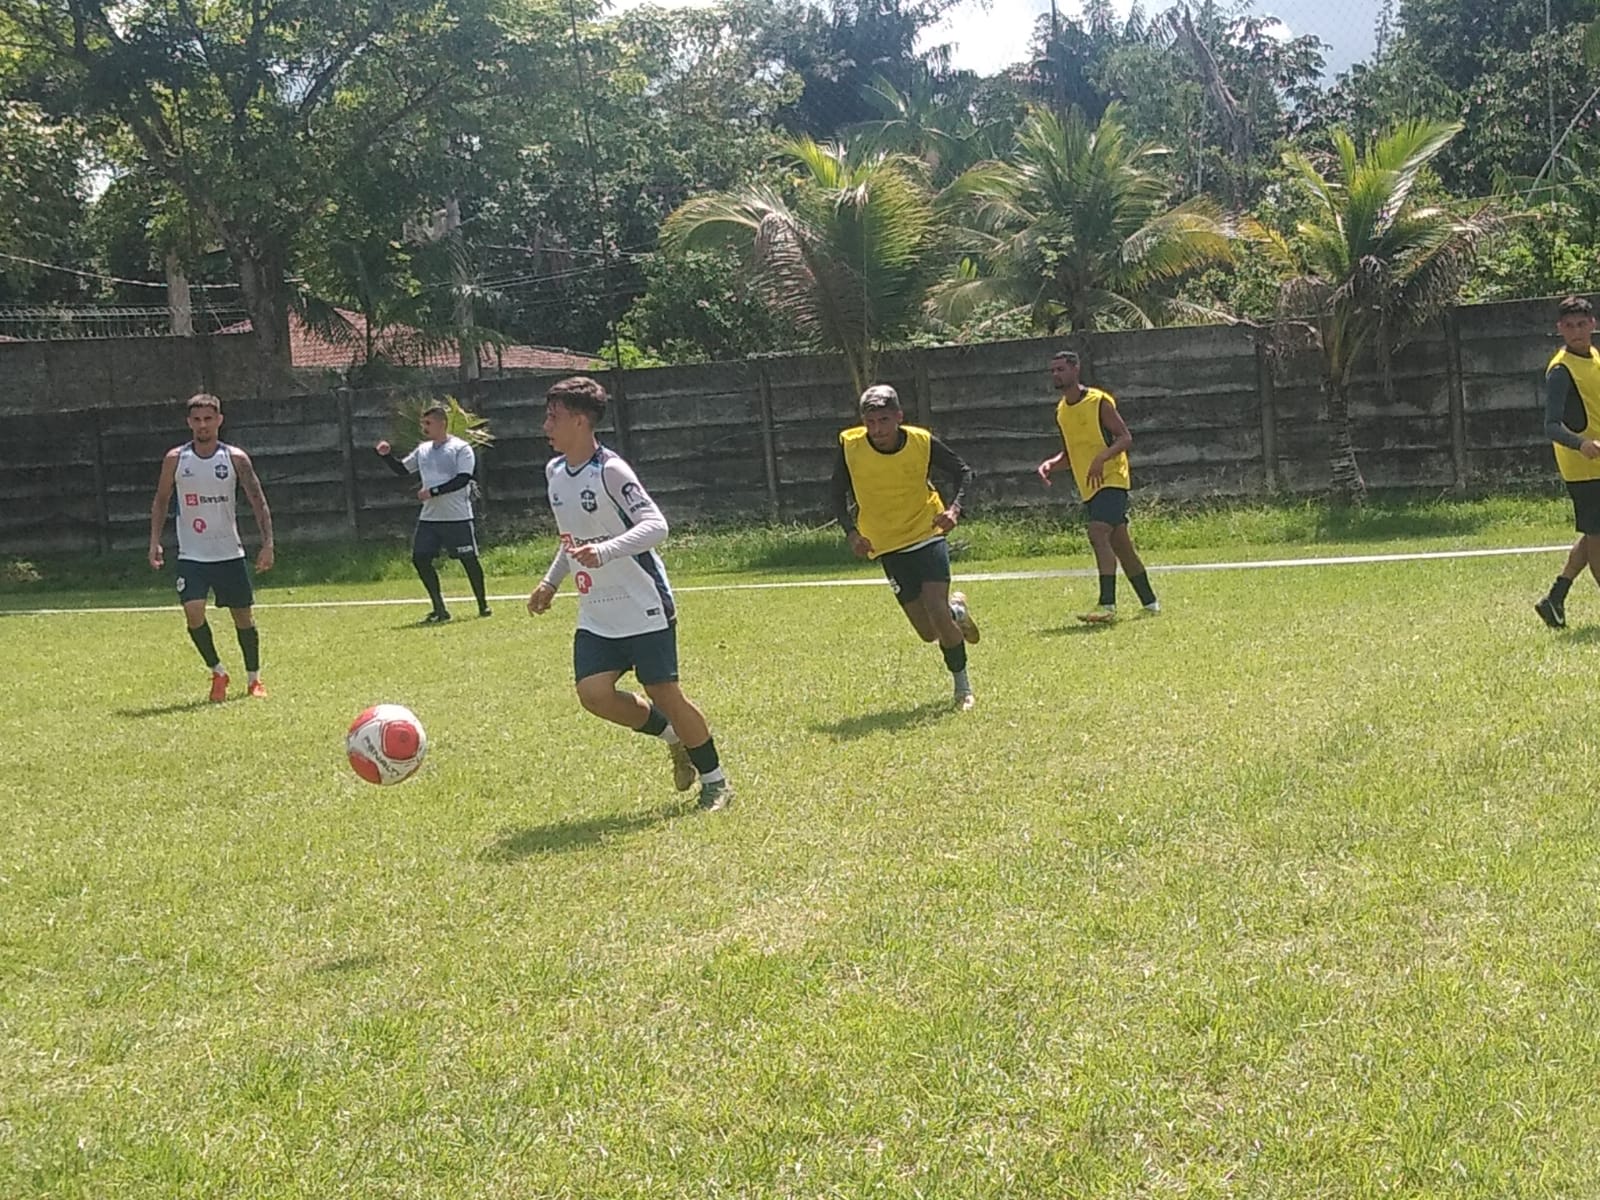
374;404;491;623
526;376;734;811
147;393;276;702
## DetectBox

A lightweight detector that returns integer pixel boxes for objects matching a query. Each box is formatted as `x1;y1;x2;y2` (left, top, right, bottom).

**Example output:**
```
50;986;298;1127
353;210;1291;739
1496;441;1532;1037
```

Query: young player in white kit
147;393;276;701
375;404;491;623
525;377;734;811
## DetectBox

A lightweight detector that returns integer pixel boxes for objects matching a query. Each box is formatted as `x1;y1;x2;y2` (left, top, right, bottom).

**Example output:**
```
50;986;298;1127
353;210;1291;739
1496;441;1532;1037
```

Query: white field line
0;543;1573;618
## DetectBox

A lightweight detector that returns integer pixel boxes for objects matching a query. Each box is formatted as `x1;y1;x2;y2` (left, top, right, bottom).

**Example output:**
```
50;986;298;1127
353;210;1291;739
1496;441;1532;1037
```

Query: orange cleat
247;679;267;699
209;670;230;703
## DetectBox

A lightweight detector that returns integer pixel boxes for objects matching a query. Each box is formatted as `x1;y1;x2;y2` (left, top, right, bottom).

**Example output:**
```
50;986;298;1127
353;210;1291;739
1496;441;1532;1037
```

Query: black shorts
1569;481;1600;535
573;624;680;686
175;557;253;609
880;538;951;603
1084;486;1130;526
414;519;479;560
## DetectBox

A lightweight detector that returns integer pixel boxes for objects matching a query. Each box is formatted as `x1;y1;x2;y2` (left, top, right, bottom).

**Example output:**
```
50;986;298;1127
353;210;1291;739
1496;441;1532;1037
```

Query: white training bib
174;442;244;563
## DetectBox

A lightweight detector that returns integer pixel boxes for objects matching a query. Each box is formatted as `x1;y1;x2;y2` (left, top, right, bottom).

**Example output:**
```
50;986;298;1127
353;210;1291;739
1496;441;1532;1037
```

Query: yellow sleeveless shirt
840;425;946;557
1549;346;1600;482
1055;388;1131;500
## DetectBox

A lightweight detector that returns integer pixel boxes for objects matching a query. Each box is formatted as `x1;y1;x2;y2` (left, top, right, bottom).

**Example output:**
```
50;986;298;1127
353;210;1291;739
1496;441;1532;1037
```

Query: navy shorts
175;557;253;609
1570;480;1600;534
1084;486;1130;526
880;538;951;603
414;519;479;560
574;624;680;686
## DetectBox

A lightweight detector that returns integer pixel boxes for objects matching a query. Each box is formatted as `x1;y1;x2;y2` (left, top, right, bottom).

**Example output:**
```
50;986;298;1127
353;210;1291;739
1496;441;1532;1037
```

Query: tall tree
1275;121;1499;499
662;138;934;393
1;0;561;370
931;104;1240;334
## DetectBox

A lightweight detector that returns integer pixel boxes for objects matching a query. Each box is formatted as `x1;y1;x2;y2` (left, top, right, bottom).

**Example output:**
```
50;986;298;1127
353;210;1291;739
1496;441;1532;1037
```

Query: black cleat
1535;596;1566;629
478;607;493;618
422;610;452;625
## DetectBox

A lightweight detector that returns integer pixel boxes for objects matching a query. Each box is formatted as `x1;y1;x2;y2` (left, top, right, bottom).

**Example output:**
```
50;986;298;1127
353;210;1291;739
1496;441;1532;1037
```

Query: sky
611;0;1383;80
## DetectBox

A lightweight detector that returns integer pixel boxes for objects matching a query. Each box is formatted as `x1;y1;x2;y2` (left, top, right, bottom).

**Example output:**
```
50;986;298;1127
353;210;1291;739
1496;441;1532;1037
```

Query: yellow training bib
840;425;945;557
1055;388;1131;500
1549;346;1600;482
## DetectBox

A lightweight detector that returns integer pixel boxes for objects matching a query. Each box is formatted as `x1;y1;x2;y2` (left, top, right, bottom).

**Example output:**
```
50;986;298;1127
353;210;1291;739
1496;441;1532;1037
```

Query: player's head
859;384;903;450
1050;350;1081;390
186;393;223;444
1557;296;1595;352
544;376;608;452
420;403;449;442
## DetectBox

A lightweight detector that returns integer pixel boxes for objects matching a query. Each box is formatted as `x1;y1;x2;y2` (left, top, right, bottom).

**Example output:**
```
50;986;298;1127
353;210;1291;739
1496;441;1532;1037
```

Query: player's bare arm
148;449;180;569
527;581;556;614
1037;450;1068;485
234;450;276;571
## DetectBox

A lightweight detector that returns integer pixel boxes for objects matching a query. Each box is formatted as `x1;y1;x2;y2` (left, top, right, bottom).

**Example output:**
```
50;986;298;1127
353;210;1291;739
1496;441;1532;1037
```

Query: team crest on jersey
621;481;649;512
579;488;598;513
214;462;230;480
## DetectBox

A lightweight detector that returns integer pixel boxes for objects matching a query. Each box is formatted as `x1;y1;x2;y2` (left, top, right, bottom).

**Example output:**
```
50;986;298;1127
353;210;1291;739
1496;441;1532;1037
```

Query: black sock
461;553;489;611
1098;574;1117;606
1552;575;1574;603
1129;571;1157;606
236;625;260;672
636;703;670;736
187;622;220;668
941;641;968;673
686;736;720;775
413;554;446;613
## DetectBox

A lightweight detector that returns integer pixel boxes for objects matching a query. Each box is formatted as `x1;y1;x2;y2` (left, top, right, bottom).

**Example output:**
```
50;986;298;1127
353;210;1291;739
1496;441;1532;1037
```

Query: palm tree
660;138;935;394
1276;121;1499;500
931;104;1241;335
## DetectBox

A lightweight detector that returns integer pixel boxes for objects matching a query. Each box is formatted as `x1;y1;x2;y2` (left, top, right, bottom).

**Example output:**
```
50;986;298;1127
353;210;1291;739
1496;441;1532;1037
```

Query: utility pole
445;196;479;385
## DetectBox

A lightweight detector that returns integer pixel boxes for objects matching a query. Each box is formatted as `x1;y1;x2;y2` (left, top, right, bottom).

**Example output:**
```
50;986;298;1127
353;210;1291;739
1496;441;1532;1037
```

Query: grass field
5;497;1600;1198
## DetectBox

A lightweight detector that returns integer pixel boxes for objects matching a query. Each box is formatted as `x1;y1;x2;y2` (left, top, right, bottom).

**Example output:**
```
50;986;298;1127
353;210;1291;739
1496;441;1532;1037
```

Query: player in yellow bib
1535;295;1600;629
1036;350;1159;623
832;385;981;710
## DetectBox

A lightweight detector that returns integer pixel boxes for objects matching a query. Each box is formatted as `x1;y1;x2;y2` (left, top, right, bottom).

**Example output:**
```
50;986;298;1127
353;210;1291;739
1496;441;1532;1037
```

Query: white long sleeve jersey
542;447;676;638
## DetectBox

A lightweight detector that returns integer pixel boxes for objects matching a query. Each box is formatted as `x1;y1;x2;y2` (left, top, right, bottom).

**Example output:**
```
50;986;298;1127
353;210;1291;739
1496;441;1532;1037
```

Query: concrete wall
0;296;1581;557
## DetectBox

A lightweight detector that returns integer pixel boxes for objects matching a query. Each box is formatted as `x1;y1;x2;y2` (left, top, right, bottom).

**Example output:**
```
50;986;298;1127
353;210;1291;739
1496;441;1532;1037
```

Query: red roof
220;309;599;372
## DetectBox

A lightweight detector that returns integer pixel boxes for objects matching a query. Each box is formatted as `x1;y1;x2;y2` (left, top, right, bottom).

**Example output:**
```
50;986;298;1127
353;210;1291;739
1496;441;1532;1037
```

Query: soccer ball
346;704;427;785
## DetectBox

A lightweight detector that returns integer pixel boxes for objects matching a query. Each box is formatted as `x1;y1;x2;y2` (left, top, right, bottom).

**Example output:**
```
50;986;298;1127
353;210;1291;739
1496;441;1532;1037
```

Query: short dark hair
858;384;901;414
421;403;448;421
1051;350;1080;365
547;376;609;423
186;392;221;413
1558;296;1594;319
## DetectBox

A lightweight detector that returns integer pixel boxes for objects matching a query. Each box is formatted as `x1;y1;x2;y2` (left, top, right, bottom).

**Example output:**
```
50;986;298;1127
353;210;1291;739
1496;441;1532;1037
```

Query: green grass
5;508;1600;1197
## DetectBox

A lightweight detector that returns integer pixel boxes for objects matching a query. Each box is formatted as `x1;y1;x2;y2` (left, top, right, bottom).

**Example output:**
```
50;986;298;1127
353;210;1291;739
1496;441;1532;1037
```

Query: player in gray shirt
375;404;491;623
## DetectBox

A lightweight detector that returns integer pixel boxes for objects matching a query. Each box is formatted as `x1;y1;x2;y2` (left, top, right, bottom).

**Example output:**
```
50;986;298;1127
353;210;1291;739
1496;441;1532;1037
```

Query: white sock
247;671;261;684
211;662;228;676
661;725;681;746
700;766;726;785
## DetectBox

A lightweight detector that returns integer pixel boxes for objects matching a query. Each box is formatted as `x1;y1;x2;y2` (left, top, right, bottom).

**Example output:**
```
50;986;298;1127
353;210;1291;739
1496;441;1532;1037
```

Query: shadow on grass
1553;624;1600;643
115;698;217;718
482;806;683;861
811;698;951;741
1039;623;1114;637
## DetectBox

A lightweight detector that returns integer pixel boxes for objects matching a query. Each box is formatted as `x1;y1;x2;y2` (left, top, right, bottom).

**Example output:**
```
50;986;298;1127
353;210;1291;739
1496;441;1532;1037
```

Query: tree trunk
1324;378;1367;502
216;215;293;391
165;252;193;337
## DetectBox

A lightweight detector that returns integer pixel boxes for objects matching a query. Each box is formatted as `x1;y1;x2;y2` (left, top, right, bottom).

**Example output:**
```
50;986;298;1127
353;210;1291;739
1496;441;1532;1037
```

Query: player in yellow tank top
1534;296;1600;629
1035;350;1160;624
832;385;981;710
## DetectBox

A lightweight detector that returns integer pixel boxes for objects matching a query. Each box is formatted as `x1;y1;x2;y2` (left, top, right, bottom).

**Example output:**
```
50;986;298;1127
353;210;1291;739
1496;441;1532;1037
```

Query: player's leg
637;629;731;809
1108;522;1158;614
452;521;491;617
1080;518;1119;623
411;522;450;622
216;558;264;696
1537;538;1585;628
176;562;229;701
922;575;975;710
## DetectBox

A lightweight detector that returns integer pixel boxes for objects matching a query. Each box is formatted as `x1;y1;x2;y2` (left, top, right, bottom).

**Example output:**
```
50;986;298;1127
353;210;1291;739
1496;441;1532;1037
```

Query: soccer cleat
422;610;452;624
954;688;977;711
1141;600;1162;616
247;679;268;698
668;741;697;791
478;606;493;618
1077;605;1117;625
950;591;981;644
208;670;229;703
1535;596;1566;629
697;779;734;812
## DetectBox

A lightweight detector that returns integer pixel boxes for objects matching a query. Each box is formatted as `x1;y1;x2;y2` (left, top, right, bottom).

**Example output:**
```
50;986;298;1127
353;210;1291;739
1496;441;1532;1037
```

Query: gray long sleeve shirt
1546;364;1587;450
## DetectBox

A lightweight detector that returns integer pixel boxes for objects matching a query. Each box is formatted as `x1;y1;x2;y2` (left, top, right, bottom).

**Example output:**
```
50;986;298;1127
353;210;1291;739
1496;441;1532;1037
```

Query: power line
0;249;238;291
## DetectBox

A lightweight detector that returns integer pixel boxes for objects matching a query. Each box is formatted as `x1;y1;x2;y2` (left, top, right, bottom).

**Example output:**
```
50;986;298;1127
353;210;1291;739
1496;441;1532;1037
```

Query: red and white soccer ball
346;704;427;785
